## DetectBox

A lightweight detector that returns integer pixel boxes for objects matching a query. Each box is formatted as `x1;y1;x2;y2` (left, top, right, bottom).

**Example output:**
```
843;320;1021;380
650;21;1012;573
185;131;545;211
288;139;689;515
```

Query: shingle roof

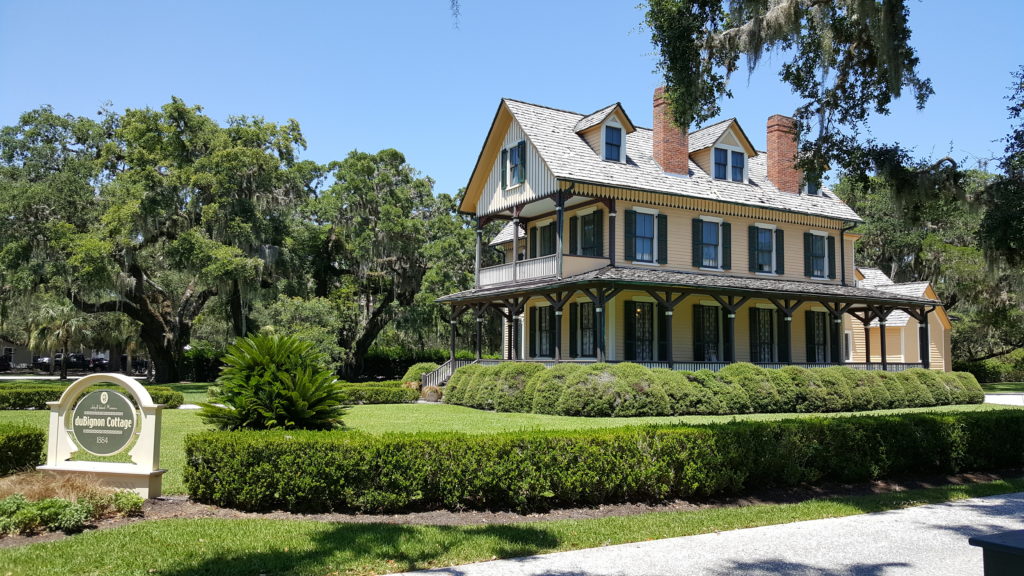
489;221;525;246
858;267;895;286
868;282;932;327
502;99;861;222
573;104;618;133
687;118;734;152
438;265;937;307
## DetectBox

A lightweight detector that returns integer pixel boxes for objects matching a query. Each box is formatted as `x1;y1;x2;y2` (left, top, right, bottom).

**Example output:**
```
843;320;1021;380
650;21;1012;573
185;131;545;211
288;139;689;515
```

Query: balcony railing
478;254;558;286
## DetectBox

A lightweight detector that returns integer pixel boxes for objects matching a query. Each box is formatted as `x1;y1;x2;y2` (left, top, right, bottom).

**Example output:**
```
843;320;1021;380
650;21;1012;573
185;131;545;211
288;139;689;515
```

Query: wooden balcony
477;254;609;287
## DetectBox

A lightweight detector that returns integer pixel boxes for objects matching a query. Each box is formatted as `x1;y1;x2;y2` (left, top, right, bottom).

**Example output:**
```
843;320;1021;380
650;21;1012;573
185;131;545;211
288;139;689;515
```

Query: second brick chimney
766;114;801;193
653;87;689;175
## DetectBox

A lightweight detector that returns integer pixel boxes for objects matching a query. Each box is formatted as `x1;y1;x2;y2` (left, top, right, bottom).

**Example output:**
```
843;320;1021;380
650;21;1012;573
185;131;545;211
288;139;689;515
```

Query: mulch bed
1;468;1020;550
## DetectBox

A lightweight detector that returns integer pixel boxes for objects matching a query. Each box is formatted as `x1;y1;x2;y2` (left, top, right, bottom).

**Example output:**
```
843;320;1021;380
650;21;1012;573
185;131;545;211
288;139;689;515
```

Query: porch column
554;309;563;361
781;316;793;363
878;320;888;371
919;308;931;369
834;317;845;365
511;214;520;282
596;305;606;362
863;322;872;366
449;305;459;363
555;194;565;279
474;220;483;288
506;318;515;360
663;308;674;365
474;304;486;361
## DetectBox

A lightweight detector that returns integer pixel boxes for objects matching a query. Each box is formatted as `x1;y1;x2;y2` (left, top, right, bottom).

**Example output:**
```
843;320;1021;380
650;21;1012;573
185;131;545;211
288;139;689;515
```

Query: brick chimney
766;114;801;193
653;87;689;175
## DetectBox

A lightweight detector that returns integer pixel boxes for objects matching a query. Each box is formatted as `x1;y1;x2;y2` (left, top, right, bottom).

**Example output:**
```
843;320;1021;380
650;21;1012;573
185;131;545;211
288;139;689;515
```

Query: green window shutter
829;315;841;362
748;226;758;273
775;229;785;275
657;213;668;264
827;236;836;279
624;210;636;261
501;149;507;188
749;308;759;362
693;304;705;361
529;227;537;259
805;310;816;362
624;301;636;361
594;210;604;257
803;232;813;277
569;302;578;358
777;312;789;362
721;222;731;270
543;224;555;256
658;306;669;361
517;141;526;183
569;216;578;255
691;218;702;268
529;307;537;358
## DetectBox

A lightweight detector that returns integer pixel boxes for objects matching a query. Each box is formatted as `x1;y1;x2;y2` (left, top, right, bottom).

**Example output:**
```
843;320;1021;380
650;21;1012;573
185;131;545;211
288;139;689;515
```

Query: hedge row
337;387;419;405
0;385;184;410
0;424;45;476
184;409;1024;514
445;363;984;416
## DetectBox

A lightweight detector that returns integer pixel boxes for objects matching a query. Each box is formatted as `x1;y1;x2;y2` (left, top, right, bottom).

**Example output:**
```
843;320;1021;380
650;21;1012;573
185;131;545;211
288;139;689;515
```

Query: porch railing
478;254;558;287
420;359;476;388
467;359;924;373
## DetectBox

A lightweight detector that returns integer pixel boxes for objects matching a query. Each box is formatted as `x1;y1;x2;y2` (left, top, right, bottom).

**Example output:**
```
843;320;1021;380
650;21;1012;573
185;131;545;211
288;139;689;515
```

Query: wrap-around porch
428;267;940;387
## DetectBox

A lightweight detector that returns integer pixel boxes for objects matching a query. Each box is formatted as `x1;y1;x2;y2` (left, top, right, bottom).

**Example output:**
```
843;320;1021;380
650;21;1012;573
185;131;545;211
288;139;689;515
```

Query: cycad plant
199;334;347;430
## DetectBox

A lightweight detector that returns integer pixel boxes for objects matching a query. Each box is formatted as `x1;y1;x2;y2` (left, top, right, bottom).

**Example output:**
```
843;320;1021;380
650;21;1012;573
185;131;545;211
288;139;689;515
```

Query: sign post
38;373;165;498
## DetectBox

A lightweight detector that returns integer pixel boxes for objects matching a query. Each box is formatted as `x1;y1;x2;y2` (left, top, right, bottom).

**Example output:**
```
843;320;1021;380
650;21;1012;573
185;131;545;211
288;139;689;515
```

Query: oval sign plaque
71;389;138;456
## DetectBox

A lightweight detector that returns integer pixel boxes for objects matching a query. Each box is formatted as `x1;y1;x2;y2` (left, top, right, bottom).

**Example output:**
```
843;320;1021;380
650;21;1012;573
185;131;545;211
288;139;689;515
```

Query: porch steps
420;359;477;388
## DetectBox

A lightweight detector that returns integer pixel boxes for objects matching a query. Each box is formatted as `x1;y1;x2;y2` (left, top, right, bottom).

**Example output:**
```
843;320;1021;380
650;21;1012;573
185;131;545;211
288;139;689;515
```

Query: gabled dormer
688;119;757;184
574;103;636;163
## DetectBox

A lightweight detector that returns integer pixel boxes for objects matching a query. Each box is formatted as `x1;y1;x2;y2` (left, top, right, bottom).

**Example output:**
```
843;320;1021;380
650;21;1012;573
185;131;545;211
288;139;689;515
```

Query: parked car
33;356;52;371
0;356;10;372
90;357;109;371
54;353;90;371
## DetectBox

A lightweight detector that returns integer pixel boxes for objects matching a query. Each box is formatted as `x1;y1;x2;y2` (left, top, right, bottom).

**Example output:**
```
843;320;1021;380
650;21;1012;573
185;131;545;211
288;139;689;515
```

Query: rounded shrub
444;364;483;405
769;366;811;411
688;370;751;414
834;367;890;411
461;365;502;410
198;334;347;430
492;363;547;413
800;369;854;412
527;363;584;414
874;371;908;408
401;362;440;385
936;372;969;404
717;363;781;413
907;368;951;405
894;371;936;407
556;363;629;417
653;368;723;415
953;371;985;404
606;363;670;417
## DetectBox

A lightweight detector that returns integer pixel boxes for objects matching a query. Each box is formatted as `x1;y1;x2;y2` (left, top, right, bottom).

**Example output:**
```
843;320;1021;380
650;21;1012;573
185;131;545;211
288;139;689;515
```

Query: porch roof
437;266;940;308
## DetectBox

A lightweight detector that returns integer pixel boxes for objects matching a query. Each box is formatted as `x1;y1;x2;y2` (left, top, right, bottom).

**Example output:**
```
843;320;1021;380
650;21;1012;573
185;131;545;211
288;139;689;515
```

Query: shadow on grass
157;522;560;576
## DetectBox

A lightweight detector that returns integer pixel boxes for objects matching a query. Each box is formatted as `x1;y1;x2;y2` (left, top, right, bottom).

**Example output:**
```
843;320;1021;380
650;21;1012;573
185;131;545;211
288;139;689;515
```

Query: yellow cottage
429;89;949;384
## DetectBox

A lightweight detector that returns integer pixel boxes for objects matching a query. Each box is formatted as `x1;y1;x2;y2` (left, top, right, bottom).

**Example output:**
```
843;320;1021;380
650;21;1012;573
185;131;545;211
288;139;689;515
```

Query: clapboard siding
478;117;559;216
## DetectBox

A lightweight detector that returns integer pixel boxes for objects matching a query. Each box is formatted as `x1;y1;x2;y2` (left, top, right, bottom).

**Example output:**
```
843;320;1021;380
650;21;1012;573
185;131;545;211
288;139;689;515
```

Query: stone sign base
37;462;167;499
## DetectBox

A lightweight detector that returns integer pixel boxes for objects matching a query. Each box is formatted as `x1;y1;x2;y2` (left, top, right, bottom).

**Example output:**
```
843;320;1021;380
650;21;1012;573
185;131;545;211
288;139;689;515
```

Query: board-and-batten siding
477;118;558;216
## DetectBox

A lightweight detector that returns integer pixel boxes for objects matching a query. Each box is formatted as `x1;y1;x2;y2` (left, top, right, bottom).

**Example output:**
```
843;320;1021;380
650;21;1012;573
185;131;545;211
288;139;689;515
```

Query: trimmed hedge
0;384;183;410
401;363;440;384
0;424;45;476
184;409;1024;514
446;362;984;416
337;386;419;404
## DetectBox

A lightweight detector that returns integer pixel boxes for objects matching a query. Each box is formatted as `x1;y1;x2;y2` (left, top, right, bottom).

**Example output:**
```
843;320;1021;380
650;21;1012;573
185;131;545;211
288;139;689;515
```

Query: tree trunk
109;342;124;372
229;279;247;337
60;342;68;381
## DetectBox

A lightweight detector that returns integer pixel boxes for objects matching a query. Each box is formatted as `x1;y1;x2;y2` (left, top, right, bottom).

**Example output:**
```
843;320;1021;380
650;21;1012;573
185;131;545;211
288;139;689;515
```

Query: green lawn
0;476;1021;575
3;402;1021;495
981;382;1024;393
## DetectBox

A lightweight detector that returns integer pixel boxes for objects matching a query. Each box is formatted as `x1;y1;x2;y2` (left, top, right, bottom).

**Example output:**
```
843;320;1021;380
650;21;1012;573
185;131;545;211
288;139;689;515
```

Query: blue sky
1;1;1021;196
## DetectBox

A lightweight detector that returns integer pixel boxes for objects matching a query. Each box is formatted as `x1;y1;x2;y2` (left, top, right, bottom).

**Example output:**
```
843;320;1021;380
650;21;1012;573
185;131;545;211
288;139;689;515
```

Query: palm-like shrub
199;335;347;430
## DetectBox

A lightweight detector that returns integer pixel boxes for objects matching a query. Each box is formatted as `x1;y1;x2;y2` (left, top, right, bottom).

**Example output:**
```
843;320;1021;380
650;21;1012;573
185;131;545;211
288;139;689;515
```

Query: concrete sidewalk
400;492;1024;575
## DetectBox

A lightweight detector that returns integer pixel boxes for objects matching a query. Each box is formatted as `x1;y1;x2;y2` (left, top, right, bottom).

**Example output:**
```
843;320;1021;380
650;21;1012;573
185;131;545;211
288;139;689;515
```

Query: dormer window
713;147;746;182
804;179;821;196
605;126;622;161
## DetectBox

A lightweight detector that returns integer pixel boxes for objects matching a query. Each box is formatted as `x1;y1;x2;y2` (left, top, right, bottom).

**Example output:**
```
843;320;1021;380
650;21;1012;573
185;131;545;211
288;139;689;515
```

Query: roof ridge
689;117;736;135
502;98;585;118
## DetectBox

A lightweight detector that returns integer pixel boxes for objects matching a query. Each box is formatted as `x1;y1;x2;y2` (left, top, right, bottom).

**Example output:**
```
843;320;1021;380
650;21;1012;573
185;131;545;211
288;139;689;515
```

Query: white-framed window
713;145;746;183
803;180;821;196
501;140;526;189
633;207;658;264
696;215;723;269
602;118;625;163
808;230;828;278
753;223;776;274
576;209;600;256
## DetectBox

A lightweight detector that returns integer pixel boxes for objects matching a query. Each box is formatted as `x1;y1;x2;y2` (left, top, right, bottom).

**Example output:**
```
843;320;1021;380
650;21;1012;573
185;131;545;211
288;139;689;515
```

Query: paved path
986;393;1024;406
399;492;1024;576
